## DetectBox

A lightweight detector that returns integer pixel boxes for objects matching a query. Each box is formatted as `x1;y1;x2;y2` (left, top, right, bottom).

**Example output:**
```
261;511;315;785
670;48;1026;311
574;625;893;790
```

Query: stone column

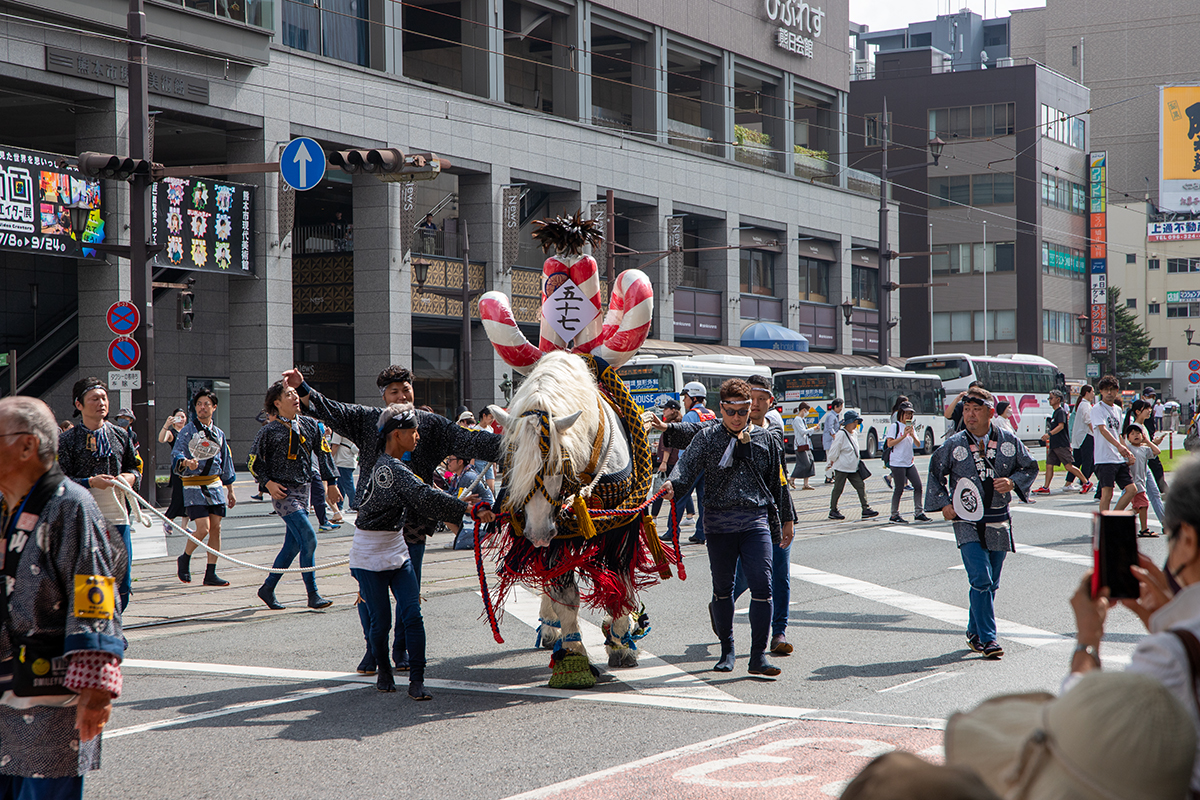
624;202;665;339
352;174;409;405
459;168;510;410
835;233;854;355
722;223;742;347
462;0;504;100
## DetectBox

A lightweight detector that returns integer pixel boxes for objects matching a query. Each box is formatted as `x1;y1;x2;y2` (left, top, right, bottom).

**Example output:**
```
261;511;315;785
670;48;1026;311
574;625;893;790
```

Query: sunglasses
721;406;749;417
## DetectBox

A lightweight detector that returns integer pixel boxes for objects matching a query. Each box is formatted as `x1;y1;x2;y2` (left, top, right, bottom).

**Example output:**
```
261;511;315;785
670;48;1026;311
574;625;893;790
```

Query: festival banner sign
0;146;105;258
150;177;255;274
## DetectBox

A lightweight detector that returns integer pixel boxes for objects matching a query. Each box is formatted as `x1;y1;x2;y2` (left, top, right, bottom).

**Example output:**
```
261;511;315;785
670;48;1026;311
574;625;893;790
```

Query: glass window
972;174;994;205
929;108;947;139
949;106;971;138
932;313;952;342
852;265;878;308
1126;297;1137;309
1149;258;1160;270
972;105;992;138
865;112;893;147
798;257;830;303
995;103;1015;136
993;173;1014;204
1149;303;1160;314
994;242;1015;271
740;249;775;295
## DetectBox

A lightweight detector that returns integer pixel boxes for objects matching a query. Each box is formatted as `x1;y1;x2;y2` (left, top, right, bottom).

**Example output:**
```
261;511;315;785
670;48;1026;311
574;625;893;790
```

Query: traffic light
177;290;194;331
76;152;159;182
327;149;449;182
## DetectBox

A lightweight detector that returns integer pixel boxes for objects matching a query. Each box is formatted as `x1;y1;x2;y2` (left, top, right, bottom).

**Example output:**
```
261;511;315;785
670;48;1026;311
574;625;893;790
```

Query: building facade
848;25;1091;378
0;0;897;462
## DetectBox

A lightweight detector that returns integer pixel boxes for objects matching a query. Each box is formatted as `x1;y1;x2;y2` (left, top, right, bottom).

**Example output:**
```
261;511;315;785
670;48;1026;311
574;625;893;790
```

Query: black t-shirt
1048;406;1070;449
951;401;966;433
1144;412;1158;436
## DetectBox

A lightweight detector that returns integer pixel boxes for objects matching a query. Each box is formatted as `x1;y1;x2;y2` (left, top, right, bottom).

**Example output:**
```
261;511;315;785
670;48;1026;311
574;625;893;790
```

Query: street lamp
1186;326;1199;347
841;298;854;326
1078;313;1090;340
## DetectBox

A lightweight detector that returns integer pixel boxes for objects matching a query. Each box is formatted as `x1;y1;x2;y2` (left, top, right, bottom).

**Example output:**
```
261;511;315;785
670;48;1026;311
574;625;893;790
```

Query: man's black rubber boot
257;585;285;610
203;563;230;587
177;553;191;583
376;664;396;692
307;593;333;609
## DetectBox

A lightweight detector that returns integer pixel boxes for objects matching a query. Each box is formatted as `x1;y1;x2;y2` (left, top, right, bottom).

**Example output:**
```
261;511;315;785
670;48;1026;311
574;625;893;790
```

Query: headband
720;399;751;405
75;383;105;403
964;395;995;409
378;409;417;438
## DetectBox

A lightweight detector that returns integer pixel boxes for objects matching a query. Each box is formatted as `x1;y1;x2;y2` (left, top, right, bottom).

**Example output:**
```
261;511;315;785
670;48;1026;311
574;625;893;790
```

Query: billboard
150;177;255;274
1160;85;1200;213
0;146;105;259
1089;151;1108;354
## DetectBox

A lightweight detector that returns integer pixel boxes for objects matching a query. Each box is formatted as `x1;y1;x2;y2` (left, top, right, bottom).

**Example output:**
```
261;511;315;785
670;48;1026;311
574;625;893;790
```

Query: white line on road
1010;505;1161;529
877;671;958;694
789;564;1069;648
881;525;1093;567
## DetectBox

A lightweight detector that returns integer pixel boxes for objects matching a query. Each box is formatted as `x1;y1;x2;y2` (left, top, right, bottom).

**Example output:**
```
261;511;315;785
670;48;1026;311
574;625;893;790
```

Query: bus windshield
773;372;836;402
617;363;675;394
905;358;968;382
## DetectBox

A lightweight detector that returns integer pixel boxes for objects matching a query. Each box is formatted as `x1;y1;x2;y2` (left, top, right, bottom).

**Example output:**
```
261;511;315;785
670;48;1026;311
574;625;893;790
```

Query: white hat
681;381;707;399
457;410;476;423
945;671;1195;800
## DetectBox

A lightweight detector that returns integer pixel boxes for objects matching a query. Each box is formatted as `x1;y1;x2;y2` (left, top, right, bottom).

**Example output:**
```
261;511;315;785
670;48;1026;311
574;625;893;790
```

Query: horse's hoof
608;651;623;668
608;650;638;668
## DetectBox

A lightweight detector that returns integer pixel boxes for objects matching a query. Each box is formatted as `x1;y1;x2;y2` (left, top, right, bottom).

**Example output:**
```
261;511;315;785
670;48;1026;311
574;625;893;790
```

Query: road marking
1010;505;1161;530
497;586;740;702
877;671;958;694
789;564;1068;648
105;683;364;738
882;525;1093;567
121;659;946;727
499;720;791;800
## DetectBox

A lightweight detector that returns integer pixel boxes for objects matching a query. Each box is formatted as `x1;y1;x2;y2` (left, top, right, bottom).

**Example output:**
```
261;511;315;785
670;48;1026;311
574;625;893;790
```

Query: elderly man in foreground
0;397;125;799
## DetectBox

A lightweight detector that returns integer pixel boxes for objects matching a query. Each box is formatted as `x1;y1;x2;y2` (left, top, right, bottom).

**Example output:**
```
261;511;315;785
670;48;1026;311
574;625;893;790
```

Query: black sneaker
966;633;984;653
884;474;893;488
913;513;932;522
889;514;907;524
982;641;1004;659
828;510;845;520
356;647;377;676
861;508;880;519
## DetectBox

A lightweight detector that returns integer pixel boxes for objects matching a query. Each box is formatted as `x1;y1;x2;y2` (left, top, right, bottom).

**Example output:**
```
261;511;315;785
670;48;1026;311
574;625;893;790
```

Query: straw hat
945;672;1195;800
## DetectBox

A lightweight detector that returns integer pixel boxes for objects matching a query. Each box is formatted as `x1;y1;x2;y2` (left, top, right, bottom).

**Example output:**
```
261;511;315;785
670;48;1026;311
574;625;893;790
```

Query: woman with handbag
827;410;879;521
789;402;820;489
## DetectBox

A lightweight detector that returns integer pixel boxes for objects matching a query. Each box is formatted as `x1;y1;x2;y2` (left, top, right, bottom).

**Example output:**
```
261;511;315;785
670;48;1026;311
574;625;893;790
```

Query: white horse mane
502;351;602;507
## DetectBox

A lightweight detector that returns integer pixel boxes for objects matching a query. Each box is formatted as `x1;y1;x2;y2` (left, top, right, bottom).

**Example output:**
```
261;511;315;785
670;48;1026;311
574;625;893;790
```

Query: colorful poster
150;177;254;274
1160;86;1200;213
1089;151;1108;354
0;146;104;258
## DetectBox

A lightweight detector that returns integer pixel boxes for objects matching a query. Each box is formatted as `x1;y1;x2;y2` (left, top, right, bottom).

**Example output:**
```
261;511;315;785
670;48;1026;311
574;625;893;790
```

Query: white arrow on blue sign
280;137;326;192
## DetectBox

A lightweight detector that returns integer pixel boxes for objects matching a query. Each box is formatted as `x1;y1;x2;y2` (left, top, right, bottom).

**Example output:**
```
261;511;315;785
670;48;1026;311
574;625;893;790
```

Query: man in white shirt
1090;375;1135;512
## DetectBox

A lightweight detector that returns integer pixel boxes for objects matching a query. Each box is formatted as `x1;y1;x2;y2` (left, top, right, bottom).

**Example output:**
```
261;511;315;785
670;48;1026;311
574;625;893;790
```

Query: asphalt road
91;471;1164;800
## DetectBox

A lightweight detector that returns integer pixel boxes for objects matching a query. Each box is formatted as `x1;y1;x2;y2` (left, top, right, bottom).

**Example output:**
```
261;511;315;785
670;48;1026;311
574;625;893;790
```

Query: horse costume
476;213;681;685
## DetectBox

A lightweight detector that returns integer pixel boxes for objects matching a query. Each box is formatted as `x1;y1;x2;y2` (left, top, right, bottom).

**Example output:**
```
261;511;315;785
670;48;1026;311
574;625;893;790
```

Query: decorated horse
475;212;682;687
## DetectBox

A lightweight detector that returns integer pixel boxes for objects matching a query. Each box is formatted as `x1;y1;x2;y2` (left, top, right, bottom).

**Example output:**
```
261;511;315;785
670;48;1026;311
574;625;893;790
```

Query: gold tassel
573;494;598;539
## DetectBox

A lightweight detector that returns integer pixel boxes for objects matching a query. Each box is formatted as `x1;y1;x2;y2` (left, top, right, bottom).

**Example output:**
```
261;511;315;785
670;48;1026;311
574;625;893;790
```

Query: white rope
112;478;350;574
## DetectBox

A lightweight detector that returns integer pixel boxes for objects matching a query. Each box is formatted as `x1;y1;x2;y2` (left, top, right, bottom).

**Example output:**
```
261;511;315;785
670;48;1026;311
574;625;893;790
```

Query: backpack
881;422;895;467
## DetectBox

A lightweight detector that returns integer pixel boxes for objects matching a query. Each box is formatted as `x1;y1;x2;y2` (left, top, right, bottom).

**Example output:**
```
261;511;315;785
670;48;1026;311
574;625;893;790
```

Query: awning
740;322;809;352
635;339;906;370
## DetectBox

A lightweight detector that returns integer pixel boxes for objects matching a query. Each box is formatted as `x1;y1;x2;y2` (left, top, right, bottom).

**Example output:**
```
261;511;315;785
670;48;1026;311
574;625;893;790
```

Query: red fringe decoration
474;519;505;643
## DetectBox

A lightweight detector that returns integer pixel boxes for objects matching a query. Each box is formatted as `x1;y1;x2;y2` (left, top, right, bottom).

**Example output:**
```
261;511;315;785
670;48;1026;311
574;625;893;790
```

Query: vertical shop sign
1088;151;1108;353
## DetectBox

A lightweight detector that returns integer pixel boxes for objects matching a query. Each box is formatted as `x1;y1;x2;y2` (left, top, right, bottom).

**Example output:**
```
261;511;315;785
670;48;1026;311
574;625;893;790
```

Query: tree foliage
1091;286;1157;379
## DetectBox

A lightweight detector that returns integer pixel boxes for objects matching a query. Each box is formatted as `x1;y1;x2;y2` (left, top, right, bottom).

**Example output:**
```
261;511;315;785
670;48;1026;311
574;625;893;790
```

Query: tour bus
903;353;1066;442
773;366;946;459
617;354;770;412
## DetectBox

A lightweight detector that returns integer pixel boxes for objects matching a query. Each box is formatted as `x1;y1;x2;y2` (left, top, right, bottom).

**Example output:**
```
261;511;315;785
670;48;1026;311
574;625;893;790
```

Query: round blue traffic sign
108;336;141;370
1190;359;1200;372
280;137;326;192
106;301;140;336
1191;373;1200;384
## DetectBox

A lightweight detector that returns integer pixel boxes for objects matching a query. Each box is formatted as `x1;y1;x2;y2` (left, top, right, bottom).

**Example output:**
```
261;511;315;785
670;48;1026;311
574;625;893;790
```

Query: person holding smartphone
886;402;930;524
158;407;190;536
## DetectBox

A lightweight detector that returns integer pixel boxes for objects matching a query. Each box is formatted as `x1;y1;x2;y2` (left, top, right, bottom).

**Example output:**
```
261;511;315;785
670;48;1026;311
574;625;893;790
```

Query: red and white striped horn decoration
539;254;604;354
595;269;653;369
479;291;544;375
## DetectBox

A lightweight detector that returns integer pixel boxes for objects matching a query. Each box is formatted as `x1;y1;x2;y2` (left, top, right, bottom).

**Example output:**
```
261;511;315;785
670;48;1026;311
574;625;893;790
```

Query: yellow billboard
1160;85;1200;211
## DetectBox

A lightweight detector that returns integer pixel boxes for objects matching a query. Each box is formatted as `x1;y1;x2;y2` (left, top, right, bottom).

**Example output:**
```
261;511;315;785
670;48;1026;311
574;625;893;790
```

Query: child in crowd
1124;423;1160;538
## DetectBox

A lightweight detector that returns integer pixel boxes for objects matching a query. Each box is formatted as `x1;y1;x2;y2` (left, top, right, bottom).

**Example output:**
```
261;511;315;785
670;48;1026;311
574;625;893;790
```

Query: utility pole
128;0;155;503
460;221;472;411
877;97;890;367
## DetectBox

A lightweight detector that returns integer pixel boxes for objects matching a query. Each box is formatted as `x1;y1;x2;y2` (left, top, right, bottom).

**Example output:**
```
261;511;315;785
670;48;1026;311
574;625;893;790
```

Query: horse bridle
507;397;611;512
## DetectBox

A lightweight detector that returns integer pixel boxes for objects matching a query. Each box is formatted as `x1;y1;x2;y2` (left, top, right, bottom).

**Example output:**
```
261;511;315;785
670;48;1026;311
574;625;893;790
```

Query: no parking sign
108;336;141;370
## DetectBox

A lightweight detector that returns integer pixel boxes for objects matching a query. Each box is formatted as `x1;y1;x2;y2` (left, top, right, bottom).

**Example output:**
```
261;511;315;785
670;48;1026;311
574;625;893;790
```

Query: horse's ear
554;410;583;433
489;405;512;428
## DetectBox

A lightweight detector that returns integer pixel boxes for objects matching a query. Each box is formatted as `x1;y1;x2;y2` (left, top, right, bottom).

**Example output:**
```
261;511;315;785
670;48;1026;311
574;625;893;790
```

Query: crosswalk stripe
1011;505;1161;529
881;525;1093;567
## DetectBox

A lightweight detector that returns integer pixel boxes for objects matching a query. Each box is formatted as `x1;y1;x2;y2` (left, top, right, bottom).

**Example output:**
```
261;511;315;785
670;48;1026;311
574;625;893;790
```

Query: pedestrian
308;421;339;533
329;429;358;517
925;386;1038;659
158;407;192;536
248;381;340;611
0;397;127;797
1064;384;1095;493
821;397;844;484
1091;375;1136;513
250;410;271;500
1123;399;1167;526
351;404;495;697
1123;424;1160;537
944;380;985;435
789;402;819;490
280;365;502;674
57;377;142;611
1033;389;1088;494
650;398;683;542
827;410;879;521
1137;388;1167;494
444;453;495;550
886;401;930;523
113;407;138;452
680;381;715;544
992;401;1016;436
468;409;497;494
58;419;73;432
172;388;236;587
663;378;794;676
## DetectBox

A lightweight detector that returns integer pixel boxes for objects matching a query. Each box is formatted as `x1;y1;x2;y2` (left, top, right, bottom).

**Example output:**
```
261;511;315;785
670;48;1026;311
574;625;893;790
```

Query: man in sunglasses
662;379;794;677
926;386;1037;660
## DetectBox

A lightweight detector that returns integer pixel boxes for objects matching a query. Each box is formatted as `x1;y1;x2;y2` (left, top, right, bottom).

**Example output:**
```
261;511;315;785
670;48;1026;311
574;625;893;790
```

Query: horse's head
491;352;601;547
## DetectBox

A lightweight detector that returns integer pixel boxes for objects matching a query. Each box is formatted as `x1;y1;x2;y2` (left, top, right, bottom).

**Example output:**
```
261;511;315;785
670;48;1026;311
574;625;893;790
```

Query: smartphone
1092;512;1140;600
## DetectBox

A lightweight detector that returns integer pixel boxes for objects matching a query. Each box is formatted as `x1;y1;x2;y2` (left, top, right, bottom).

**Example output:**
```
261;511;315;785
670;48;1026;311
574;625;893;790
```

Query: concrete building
0;0;896;464
848;34;1091;377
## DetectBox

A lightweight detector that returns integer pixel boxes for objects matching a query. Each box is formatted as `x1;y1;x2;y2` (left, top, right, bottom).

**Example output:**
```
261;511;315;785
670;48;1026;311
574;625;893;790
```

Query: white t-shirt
885;421;915;468
329;432;358;470
1155;401;1165;419
1091;401;1124;464
1070;399;1093;448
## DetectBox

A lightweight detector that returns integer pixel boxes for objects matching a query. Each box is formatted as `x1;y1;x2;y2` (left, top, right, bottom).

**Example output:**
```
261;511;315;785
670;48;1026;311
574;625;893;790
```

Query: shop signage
1148;220;1200;241
1167;290;1200;303
0;146;105;259
763;0;824;59
1159;86;1200;213
45;48;210;105
150;177;255;274
1088;151;1108;353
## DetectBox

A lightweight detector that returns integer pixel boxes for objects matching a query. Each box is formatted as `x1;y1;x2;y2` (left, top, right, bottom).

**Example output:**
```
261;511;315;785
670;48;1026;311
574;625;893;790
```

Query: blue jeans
959;541;1006;644
706;510;773;655
651;494;681;540
691;477;706;542
309;478;328;526
357;542;425;665
353;562;425;682
733;539;791;638
262;509;319;596
336;467;356;511
1146;472;1166;527
0;775;83;800
114;523;132;611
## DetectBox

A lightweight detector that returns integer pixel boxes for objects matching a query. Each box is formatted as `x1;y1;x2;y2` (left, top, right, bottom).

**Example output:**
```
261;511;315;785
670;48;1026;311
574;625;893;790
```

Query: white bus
903;353;1066;441
617;354;770;412
773;366;946;458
